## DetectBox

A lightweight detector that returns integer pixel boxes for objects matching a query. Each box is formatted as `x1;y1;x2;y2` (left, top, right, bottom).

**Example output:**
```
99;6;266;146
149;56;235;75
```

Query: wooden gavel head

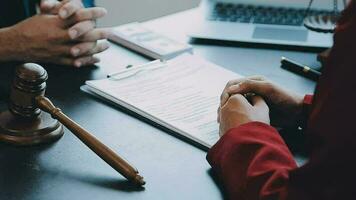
0;63;64;145
9;63;48;118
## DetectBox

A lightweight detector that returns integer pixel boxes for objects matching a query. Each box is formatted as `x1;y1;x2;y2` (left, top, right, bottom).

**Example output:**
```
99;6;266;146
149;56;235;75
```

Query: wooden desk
0;9;317;200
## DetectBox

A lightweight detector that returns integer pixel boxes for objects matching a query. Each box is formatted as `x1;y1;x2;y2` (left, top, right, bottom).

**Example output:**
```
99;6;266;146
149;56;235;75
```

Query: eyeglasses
304;0;348;33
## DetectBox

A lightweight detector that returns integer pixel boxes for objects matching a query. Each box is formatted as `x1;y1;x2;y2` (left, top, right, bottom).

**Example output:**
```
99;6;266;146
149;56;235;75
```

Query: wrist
291;94;310;128
299;95;313;128
0;26;24;62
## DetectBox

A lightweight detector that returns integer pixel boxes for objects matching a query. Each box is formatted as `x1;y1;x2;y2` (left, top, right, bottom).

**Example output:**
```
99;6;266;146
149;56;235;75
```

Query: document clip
107;60;168;81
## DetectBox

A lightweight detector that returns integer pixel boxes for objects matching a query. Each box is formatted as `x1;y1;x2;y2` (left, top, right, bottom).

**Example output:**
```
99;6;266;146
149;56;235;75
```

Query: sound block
0;111;64;146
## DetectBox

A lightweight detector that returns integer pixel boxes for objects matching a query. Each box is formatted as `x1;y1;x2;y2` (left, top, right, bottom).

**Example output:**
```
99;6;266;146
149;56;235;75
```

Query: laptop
189;0;337;48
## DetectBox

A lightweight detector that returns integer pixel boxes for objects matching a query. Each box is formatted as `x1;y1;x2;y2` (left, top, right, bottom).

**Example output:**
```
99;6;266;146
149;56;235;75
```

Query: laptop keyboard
208;3;336;26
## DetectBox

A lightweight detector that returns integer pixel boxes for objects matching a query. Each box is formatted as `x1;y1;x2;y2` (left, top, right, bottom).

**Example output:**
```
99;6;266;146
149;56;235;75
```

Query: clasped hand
218;76;305;137
10;0;110;67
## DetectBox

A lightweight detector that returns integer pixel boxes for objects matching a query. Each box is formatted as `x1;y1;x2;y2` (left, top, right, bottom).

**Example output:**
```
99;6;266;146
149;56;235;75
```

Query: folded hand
9;0;111;67
218;76;305;129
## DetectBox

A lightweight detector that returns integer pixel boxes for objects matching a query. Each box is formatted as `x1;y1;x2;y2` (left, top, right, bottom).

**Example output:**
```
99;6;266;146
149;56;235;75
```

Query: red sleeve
303;95;313;107
207;122;297;200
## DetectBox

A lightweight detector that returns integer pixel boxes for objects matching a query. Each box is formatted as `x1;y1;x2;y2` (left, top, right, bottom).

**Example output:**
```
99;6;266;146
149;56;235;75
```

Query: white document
85;54;242;148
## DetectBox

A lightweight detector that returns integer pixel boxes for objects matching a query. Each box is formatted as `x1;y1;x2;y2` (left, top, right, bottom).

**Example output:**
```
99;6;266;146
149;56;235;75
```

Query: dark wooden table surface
0;9;319;200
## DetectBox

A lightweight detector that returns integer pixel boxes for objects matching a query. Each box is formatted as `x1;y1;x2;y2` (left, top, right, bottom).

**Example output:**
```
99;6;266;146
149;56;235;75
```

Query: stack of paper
109;23;193;60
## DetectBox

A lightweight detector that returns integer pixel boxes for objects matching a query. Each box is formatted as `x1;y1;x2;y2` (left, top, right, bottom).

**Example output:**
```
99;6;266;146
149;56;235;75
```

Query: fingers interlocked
217;76;270;122
40;0;110;67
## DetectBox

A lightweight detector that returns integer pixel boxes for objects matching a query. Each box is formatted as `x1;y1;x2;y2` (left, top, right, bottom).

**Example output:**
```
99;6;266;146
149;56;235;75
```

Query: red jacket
207;2;356;200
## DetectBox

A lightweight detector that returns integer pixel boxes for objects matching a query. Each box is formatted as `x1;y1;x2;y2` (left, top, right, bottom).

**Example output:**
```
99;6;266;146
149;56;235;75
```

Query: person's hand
9;2;110;67
219;94;270;137
40;0;83;17
9;11;109;67
40;0;111;67
219;76;304;128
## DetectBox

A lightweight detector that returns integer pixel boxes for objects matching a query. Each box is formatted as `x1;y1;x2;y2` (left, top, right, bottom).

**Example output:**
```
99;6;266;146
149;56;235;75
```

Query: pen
281;57;321;81
107;60;167;79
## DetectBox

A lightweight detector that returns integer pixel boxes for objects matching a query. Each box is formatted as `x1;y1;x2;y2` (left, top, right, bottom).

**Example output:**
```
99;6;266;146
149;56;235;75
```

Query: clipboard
82;54;243;148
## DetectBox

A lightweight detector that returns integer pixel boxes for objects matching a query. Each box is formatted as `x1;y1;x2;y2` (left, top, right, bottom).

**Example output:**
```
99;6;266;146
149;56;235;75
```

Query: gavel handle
36;96;145;186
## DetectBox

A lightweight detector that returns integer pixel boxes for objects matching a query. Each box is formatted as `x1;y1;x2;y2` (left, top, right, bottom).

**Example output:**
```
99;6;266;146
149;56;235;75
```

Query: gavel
0;63;145;186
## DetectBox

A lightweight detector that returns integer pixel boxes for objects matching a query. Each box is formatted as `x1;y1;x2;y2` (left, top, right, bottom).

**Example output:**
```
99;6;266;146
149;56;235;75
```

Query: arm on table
208;122;297;200
208;94;313;200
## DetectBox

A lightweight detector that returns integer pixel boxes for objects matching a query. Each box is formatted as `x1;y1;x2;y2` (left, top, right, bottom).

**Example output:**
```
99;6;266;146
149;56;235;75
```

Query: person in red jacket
209;1;356;200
